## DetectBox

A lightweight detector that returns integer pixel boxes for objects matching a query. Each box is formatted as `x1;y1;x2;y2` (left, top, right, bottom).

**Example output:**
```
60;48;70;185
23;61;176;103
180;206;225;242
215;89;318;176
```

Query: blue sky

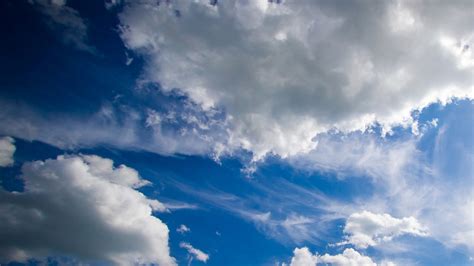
0;1;473;266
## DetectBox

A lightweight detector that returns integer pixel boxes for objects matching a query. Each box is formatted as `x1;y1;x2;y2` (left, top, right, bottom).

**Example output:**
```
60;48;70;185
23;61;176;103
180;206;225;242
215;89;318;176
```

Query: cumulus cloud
29;0;96;53
289;247;318;266
177;224;191;234
179;242;209;263
288;247;390;266
0;154;175;265
341;211;428;249
319;248;377;266
119;0;474;160
0;136;15;167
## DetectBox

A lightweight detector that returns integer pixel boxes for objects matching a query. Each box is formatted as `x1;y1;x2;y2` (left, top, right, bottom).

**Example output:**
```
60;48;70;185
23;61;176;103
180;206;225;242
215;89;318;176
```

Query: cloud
166;178;337;245
341;211;428;249
419;121;474;253
333;113;474;256
162;201;199;211
288;247;390;266
179;242;209;263
29;0;96;53
288;133;420;184
0;96;227;159
0;154;175;265
177;224;191;234
319;248;377;266
119;0;473;160
289;247;318;266
0;136;15;167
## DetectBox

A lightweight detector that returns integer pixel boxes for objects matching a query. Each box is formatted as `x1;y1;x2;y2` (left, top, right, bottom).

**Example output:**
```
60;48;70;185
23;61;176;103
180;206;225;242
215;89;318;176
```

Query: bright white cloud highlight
0;136;15;167
288;247;390;266
119;0;474;160
342;211;428;249
179;242;209;263
319;248;377;266
0;155;175;265
289;247;318;266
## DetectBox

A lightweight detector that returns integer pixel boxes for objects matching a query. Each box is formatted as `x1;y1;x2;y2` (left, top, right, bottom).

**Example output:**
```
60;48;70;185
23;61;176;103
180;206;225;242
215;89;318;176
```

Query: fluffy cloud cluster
285;211;426;265
288;247;389;266
119;0;473;160
179;242;209;263
289;247;318;266
341;211;428;249
319;248;377;266
0;136;15;167
0;154;175;265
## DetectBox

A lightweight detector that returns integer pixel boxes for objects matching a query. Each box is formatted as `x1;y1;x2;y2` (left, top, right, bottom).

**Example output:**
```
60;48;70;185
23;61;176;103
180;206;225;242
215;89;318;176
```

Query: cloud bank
119;0;474;160
0;155;175;265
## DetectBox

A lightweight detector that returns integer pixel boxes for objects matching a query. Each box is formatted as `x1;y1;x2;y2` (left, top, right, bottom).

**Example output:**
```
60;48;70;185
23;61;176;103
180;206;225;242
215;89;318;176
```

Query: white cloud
289;247;318;266
179;242;209;263
0;100;227;158
341;211;428;249
0;136;15;167
288;133;419;184
0;155;175;265
162;201;199;211
319;248;377;266
281;215;315;243
177;224;191;234
118;0;474;160
288;247;392;266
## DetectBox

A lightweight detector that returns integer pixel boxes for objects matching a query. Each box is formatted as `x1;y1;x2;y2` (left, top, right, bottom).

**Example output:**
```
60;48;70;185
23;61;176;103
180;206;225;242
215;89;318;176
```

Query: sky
0;0;473;265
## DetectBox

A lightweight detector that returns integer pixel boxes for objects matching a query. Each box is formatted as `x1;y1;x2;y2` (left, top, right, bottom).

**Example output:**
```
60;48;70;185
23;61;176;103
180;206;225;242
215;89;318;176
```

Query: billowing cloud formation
179;242;209;263
119;0;474;160
0;155;175;265
288;247;387;266
289;247;318;266
319;248;377;266
342;211;428;249
0;136;15;167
